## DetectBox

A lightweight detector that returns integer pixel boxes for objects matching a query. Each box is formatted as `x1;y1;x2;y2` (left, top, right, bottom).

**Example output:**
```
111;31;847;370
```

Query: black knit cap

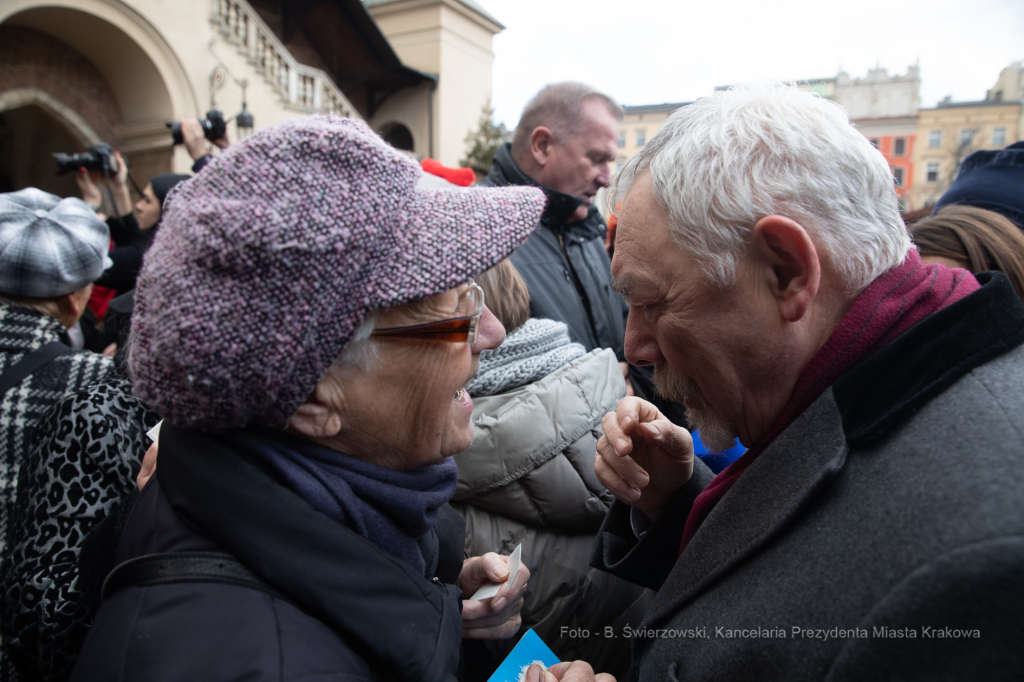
149;173;191;208
934;142;1024;229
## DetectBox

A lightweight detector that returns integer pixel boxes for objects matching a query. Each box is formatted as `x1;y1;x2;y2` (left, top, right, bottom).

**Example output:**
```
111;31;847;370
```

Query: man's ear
529;126;556;168
751;215;820;323
288;380;343;438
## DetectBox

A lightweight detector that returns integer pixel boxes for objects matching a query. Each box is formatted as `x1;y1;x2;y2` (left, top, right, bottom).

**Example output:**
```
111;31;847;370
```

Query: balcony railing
212;0;359;120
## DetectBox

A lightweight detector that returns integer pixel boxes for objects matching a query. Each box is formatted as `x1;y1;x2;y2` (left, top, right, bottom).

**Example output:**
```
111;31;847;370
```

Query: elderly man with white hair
568;84;1024;682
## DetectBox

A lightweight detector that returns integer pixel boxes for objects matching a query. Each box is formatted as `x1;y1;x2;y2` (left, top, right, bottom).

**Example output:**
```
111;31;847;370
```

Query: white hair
338;313;378;370
609;82;911;292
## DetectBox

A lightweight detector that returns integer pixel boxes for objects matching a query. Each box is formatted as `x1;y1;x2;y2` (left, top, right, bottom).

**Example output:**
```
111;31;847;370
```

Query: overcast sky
474;0;1024;128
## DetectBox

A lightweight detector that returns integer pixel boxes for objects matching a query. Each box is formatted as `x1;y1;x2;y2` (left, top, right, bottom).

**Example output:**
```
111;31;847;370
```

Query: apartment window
893;138;906;157
869;138;880;149
960;129;974;146
928;130;941;148
616;161;625;172
926;162;940;183
993;127;1006;146
636;129;646;146
618;130;625;148
892;167;905;186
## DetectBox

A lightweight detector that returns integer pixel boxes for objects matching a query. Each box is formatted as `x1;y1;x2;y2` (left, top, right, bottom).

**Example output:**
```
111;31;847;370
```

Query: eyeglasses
371;282;485;345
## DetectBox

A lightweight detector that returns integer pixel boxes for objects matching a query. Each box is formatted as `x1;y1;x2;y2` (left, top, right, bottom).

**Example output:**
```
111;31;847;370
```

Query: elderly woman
70;117;546;681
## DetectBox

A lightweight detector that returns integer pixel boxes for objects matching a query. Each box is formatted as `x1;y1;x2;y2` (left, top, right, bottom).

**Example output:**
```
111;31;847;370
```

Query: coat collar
834;271;1024;445
640;271;1024;631
487;143;606;238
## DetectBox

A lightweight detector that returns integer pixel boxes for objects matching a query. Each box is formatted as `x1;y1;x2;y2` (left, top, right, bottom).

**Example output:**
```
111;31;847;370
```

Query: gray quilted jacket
451;348;652;679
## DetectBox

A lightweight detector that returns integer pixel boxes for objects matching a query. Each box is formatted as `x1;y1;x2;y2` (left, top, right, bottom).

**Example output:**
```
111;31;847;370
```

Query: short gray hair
511;82;624;158
339;313;378;370
609;82;911;292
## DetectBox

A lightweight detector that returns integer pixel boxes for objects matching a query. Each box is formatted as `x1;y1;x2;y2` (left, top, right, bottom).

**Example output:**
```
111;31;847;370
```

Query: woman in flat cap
71;116;547;682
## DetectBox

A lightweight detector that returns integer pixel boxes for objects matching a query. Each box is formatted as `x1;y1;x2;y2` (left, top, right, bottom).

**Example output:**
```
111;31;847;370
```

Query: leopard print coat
0;302;113;557
0;373;156;681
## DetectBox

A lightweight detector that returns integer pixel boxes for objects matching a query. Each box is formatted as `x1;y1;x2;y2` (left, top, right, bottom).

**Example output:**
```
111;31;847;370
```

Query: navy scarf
220;430;459;575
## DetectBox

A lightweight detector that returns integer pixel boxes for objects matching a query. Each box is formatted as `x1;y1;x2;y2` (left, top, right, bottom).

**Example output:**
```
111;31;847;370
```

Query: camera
166;109;228;145
53;143;119;176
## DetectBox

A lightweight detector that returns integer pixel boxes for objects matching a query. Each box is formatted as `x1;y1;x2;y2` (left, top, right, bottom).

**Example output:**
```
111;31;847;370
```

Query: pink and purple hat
130;115;545;431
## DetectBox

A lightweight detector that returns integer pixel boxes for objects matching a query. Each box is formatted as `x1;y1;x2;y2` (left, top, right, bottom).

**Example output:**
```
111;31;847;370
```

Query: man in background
483;82;679;417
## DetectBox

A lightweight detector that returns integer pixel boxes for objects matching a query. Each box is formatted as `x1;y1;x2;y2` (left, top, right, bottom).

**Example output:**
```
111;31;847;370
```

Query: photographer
76;154;189;296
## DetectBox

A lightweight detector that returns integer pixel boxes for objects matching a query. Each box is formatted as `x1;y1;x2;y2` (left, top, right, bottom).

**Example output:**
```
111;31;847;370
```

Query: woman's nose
472;306;505;352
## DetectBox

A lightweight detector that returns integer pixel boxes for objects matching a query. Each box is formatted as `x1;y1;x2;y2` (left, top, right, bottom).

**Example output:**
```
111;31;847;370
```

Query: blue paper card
487;628;561;682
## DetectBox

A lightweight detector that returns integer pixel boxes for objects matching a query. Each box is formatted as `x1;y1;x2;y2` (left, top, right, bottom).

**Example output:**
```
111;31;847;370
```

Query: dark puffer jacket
451;348;652;680
70;425;465;682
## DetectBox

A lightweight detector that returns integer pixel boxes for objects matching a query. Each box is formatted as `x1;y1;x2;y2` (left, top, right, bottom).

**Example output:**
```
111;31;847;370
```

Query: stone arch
0;88;102;148
380;121;415;152
0;0;200;181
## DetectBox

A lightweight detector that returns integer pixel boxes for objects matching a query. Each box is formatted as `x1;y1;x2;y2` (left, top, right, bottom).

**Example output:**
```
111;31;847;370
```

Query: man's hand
458;552;530;640
181;118;209;161
595;397;694;522
524;661;616;682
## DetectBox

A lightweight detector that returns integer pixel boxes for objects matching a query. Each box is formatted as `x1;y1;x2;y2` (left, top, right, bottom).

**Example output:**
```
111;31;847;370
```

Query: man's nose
597;162;611;188
472;305;505;352
624;308;663;367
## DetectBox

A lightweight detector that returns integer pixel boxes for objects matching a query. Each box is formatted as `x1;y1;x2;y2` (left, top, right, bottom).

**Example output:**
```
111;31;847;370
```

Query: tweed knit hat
0;188;113;298
130;115;546;431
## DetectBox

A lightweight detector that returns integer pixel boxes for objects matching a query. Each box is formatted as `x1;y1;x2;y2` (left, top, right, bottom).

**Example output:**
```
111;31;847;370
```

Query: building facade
0;0;499;200
914;98;1022;208
365;0;503;167
615;101;690;170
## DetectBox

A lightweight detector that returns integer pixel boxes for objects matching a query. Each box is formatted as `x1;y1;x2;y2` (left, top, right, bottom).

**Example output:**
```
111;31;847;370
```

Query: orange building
859;122;916;211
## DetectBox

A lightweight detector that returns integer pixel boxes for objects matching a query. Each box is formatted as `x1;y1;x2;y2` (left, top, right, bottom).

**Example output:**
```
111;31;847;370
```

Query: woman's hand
457;552;530;639
111;152;132;217
75;169;102;211
525;661;616;682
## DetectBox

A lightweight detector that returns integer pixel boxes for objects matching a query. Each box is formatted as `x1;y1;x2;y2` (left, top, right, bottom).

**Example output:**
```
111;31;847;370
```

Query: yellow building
914;98;1022;207
615;102;690;171
364;0;504;167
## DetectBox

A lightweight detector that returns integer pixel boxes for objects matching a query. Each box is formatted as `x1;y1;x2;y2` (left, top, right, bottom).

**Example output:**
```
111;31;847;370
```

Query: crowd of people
0;80;1022;682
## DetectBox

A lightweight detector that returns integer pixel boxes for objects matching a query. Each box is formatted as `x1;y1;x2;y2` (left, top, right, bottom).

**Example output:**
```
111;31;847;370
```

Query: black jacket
71;425;466;682
483;144;627;358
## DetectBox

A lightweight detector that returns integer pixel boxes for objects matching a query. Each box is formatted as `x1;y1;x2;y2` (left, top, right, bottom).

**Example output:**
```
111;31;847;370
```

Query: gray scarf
467;318;586;397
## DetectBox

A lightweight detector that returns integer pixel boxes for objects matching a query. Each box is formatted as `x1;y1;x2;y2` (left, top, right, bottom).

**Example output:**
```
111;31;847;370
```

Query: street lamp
235;80;254;140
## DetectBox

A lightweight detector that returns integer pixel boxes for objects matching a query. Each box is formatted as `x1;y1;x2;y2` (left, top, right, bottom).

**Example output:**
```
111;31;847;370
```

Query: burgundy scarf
678;249;980;556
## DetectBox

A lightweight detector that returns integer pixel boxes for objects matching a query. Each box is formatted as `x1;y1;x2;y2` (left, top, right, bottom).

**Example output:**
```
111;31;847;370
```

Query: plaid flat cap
0;188;113;298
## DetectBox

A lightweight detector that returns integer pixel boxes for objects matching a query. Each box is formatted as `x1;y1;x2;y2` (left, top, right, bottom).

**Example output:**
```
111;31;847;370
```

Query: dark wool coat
592;272;1024;681
70;425;466;682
